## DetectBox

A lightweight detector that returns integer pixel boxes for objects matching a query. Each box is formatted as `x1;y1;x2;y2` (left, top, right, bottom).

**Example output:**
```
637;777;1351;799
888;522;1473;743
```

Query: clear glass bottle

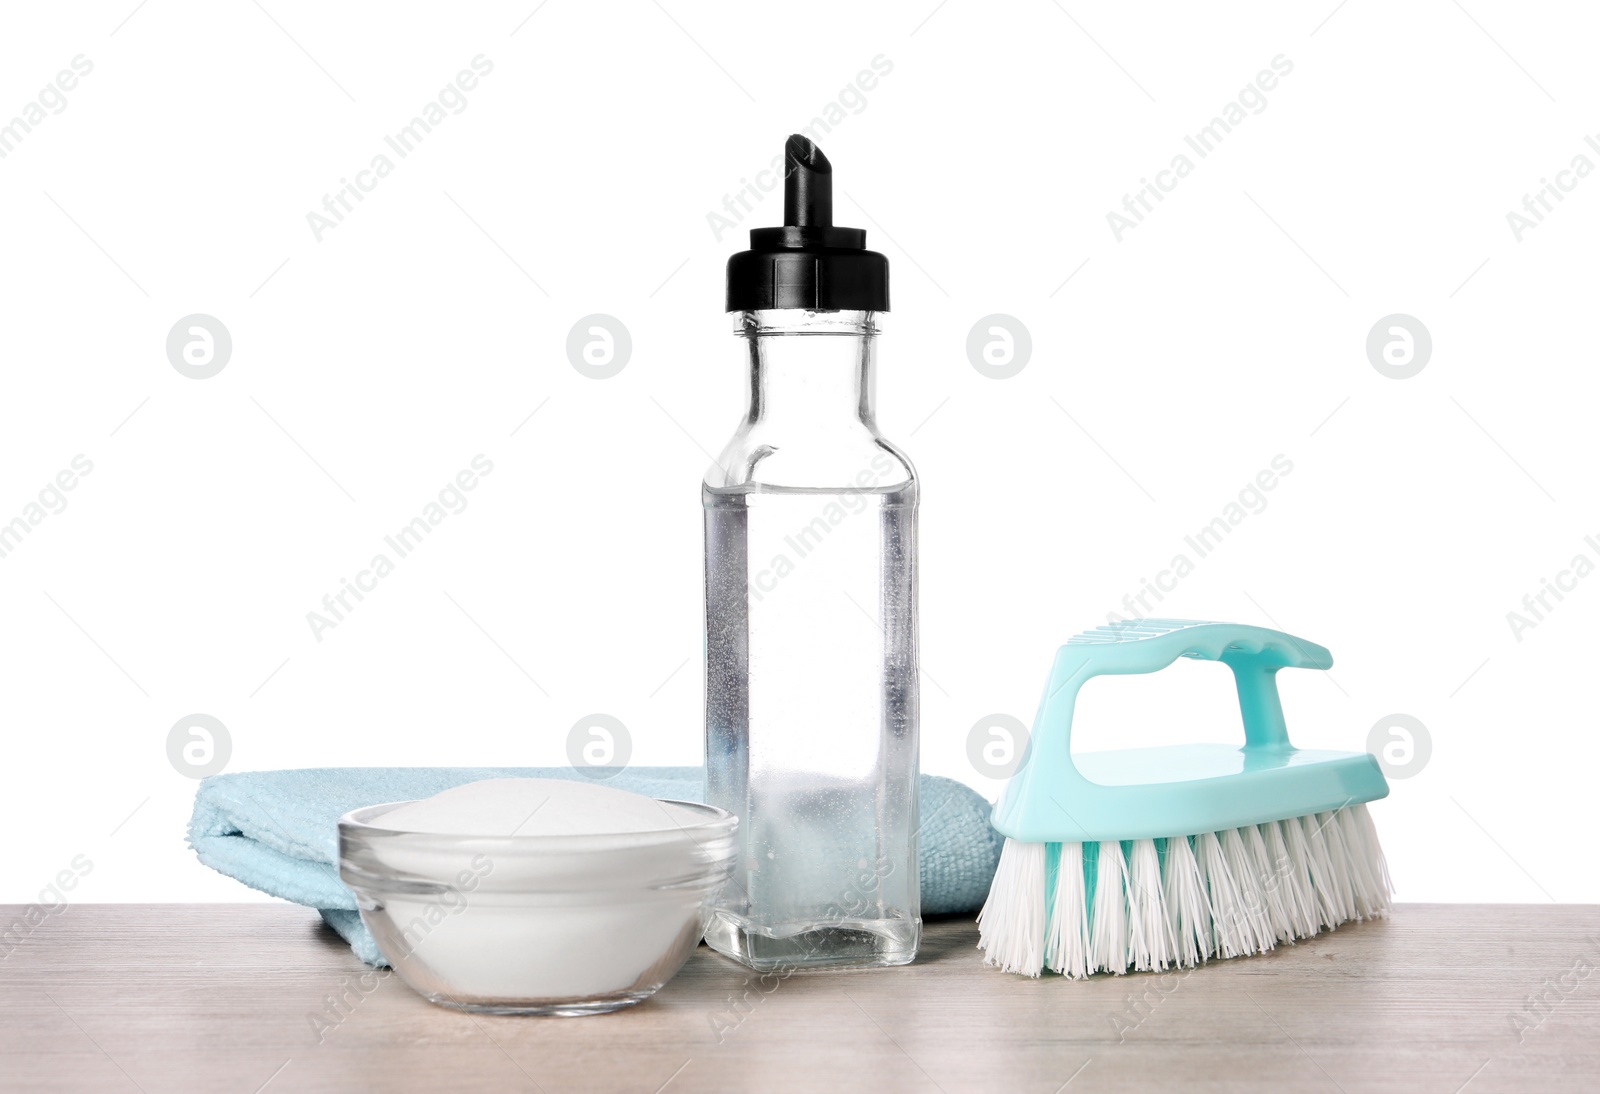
703;137;919;971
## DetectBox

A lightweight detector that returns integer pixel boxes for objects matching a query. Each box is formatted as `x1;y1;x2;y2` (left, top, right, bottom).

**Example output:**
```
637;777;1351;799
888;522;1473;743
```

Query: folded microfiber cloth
188;767;1002;966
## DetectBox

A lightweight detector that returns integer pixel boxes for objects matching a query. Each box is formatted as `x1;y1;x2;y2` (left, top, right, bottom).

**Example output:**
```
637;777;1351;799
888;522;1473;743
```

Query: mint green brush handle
990;620;1389;843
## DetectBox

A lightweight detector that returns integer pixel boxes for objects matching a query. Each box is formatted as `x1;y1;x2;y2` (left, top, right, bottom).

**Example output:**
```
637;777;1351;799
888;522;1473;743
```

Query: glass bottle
703;137;919;970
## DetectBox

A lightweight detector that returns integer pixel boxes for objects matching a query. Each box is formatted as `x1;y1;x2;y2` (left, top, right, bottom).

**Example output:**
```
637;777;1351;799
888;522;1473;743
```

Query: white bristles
1045;842;1090;978
977;838;1046;975
1126;839;1175;972
977;805;1394;978
1318;811;1358;922
1280;814;1326;932
1266;819;1318;939
1161;835;1211;967
1336;807;1383;919
1220;826;1275;954
1244;822;1294;944
1089;841;1129;975
1195;831;1246;958
1354;802;1392;894
1299;813;1342;930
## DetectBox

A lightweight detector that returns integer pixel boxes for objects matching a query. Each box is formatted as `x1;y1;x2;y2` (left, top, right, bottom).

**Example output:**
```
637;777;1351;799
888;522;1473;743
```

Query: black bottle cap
725;136;890;313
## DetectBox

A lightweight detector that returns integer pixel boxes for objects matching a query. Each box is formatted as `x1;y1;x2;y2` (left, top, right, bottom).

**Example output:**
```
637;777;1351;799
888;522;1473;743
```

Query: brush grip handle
1037;620;1331;753
993;620;1375;844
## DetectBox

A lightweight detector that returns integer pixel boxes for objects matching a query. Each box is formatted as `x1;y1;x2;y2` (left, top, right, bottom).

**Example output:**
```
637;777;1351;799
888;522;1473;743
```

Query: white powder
357;778;725;1006
380;777;697;837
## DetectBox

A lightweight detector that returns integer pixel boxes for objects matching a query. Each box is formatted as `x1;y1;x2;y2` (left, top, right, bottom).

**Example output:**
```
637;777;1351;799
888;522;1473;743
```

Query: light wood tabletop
2;903;1597;1093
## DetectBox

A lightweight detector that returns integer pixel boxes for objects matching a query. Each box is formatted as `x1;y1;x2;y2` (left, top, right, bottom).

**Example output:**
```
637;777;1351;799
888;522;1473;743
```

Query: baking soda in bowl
380;778;700;837
339;778;739;1015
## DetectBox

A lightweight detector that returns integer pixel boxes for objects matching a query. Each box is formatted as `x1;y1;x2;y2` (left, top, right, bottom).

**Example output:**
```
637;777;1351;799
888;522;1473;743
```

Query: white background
1;0;1594;907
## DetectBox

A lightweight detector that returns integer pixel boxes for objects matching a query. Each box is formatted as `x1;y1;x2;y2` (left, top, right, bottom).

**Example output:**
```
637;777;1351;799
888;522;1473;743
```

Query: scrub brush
977;619;1392;978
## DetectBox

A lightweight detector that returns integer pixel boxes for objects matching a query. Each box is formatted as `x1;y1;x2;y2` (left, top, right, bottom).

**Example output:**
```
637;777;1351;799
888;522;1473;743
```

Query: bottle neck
736;310;878;431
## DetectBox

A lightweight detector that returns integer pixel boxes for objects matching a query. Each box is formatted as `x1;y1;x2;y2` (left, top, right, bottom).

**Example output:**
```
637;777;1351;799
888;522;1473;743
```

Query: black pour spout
724;135;890;313
783;135;832;227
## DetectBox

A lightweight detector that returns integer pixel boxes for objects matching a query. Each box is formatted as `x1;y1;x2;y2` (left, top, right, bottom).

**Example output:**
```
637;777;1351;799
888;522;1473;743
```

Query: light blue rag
187;767;1002;966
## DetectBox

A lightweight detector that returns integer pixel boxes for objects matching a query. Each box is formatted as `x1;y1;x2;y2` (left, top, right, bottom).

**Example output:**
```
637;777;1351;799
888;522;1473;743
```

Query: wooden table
2;904;1596;1093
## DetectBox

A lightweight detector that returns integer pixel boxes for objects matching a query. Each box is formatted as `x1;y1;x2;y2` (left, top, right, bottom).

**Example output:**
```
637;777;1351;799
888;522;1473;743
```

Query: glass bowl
338;798;737;1015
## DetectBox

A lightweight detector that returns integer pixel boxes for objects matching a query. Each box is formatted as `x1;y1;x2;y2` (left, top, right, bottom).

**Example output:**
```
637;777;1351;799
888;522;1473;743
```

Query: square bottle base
703;912;920;972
